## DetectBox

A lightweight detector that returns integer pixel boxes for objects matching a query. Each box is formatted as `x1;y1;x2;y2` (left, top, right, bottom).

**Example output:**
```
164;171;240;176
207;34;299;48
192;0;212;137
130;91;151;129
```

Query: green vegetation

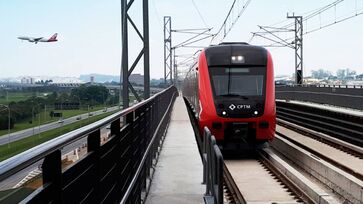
0;111;116;162
0;91;50;105
0;84;118;132
0;106;108;137
0;187;34;204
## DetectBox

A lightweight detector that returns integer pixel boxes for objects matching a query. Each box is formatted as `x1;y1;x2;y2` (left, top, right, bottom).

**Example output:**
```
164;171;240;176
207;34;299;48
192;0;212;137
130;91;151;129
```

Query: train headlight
231;55;245;63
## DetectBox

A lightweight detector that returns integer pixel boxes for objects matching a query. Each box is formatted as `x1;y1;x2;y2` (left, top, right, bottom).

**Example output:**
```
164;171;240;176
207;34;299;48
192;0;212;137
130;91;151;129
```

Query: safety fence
0;86;178;204
276;84;363;110
202;127;223;204
182;97;225;204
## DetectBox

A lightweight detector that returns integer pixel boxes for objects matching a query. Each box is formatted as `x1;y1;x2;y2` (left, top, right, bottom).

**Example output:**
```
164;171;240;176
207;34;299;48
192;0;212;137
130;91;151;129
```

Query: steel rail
257;150;314;204
277;118;363;158
276;102;363;147
223;151;314;204
275;130;363;182
222;163;246;204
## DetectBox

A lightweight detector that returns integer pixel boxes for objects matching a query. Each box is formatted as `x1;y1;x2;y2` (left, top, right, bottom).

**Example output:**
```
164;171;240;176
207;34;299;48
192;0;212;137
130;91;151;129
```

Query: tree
346;69;356;77
71;85;109;106
336;69;346;79
0;115;14;130
47;92;58;104
311;69;332;79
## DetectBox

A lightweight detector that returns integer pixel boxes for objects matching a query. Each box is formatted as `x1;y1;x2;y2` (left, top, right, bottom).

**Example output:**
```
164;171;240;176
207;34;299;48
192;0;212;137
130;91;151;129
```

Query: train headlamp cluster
231;55;245;63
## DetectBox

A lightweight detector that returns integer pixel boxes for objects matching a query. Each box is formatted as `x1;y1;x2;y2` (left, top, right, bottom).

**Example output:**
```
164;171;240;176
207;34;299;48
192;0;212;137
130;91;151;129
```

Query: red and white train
183;42;276;149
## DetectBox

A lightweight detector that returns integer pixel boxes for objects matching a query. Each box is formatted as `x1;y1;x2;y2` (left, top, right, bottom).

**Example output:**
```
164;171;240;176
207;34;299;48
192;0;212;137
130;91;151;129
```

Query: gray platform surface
145;97;204;204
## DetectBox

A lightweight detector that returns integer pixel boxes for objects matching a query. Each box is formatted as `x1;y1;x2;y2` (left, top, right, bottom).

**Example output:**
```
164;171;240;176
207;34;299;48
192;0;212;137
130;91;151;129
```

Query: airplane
18;33;58;44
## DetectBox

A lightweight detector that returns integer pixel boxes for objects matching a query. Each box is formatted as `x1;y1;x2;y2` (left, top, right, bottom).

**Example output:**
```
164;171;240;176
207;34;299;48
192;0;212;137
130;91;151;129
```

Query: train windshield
209;67;265;97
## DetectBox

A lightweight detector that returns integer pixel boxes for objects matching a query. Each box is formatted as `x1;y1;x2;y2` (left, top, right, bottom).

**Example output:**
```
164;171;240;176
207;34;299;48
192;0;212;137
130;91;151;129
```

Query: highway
0;126;112;190
0;106;120;146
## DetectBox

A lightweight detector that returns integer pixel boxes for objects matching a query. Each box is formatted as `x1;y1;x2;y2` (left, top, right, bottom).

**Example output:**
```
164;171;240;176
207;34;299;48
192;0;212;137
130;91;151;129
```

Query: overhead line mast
249;0;363;85
164;16;172;85
120;0;150;109
287;14;303;85
164;0;251;84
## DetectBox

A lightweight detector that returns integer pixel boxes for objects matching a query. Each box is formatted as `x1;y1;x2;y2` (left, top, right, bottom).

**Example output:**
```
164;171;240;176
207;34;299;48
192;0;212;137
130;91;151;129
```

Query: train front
198;43;276;149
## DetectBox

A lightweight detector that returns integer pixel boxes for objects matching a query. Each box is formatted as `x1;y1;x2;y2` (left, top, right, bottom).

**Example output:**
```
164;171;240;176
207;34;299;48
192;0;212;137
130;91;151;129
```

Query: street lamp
32;104;41;139
0;104;11;148
32;106;35;137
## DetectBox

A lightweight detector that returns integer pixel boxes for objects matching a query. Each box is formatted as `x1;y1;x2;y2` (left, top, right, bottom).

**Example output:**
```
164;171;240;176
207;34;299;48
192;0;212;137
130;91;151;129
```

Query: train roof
204;43;268;66
218;42;249;45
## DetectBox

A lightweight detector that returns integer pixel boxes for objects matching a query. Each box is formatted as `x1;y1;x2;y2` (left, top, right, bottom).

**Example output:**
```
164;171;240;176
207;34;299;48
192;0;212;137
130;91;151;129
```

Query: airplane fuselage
17;33;58;44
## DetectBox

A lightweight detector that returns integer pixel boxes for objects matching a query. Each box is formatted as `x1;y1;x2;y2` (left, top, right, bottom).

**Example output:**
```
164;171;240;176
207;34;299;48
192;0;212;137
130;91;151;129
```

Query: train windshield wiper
220;94;249;100
220;94;240;97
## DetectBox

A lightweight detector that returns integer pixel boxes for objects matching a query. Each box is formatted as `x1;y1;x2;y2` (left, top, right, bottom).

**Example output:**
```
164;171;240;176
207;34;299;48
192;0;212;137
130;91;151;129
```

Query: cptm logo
229;104;251;110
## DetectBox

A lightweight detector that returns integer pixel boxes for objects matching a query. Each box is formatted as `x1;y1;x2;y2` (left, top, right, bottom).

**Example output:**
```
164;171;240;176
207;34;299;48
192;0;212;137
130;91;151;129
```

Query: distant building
90;76;95;84
129;74;144;85
21;77;34;84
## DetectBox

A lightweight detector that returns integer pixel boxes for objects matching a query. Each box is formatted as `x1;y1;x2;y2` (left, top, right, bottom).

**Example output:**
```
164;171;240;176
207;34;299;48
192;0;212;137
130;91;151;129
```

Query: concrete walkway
145;97;204;204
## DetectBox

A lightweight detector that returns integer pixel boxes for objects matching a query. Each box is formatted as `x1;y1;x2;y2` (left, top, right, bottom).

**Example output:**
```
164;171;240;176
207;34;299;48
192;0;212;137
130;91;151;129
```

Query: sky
0;0;362;79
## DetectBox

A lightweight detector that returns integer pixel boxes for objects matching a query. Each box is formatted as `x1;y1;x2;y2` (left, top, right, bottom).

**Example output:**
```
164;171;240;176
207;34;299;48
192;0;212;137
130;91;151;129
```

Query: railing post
145;105;152;180
87;129;101;203
140;106;148;192
214;145;223;204
42;150;62;203
210;136;217;201
111;117;121;137
207;129;213;197
202;128;208;184
202;127;225;204
124;111;135;196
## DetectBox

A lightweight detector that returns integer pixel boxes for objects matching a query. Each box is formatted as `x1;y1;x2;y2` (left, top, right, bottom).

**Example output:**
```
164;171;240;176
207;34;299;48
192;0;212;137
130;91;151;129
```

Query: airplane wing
34;38;43;42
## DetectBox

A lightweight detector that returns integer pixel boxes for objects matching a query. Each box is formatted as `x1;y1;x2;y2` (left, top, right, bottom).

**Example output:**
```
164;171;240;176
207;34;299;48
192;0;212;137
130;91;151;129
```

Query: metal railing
0;86;178;203
276;84;363;110
202;127;223;204
183;97;224;204
277;84;363;89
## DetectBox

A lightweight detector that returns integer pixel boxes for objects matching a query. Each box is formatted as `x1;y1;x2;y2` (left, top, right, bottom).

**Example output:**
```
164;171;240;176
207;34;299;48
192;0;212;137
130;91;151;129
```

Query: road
0;106;120;146
0;126;114;190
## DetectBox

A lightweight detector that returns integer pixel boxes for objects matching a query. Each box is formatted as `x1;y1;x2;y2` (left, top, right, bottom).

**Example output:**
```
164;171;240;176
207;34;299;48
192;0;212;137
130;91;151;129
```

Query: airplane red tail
48;33;58;41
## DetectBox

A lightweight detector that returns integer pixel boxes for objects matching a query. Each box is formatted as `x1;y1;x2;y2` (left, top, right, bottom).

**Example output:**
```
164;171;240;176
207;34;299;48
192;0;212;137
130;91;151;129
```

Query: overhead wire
175;0;251;74
278;0;345;29
173;28;212;48
191;0;209;28
250;0;362;46
249;0;347;43
303;10;363;35
211;0;237;42
151;0;163;28
210;0;251;44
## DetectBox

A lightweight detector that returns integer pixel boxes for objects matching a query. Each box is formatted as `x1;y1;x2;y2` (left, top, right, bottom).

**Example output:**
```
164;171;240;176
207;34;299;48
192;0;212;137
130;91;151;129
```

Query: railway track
222;120;363;203
222;149;332;204
277;118;363;174
189;99;363;203
273;119;363;203
276;101;363;147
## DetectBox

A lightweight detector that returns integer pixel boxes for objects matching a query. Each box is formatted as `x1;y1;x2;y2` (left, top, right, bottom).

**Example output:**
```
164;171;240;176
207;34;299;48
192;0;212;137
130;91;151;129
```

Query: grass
0;106;109;137
0;92;50;105
0;110;117;162
0;187;34;204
